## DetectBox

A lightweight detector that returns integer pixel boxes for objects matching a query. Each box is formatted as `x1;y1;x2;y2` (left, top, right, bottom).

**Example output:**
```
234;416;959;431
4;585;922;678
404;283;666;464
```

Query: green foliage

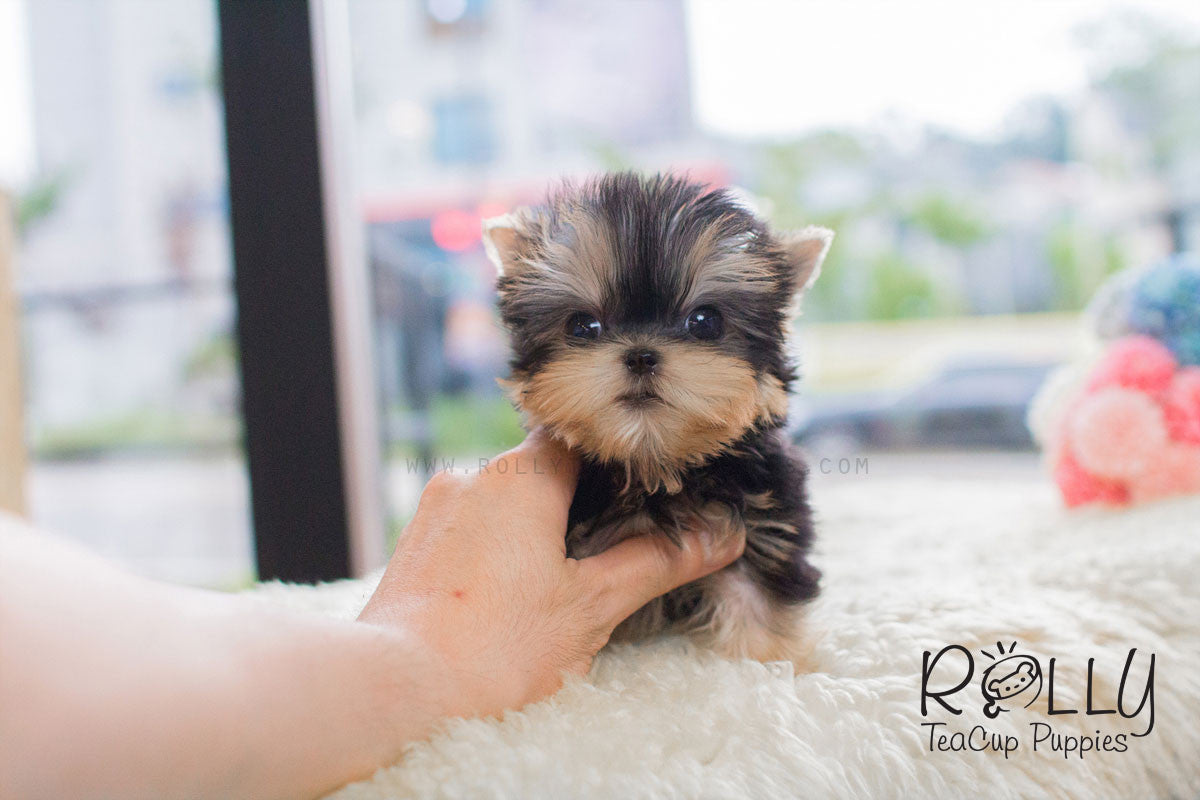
758;134;867;225
33;410;239;458
753;136;868;322
864;253;945;320
589;141;633;173
1046;223;1084;310
800;208;855;322
14;168;74;235
212;570;259;592
429;392;524;456
906;193;991;248
184;333;238;380
1081;14;1200;173
1045;221;1128;311
1103;236;1126;277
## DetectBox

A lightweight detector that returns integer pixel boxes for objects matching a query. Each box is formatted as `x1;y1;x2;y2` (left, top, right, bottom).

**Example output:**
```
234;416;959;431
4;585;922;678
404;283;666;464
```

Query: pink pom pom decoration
1085;335;1177;395
1162;368;1200;445
1053;449;1129;507
1068;388;1167;479
1128;442;1200;504
1048;336;1200;507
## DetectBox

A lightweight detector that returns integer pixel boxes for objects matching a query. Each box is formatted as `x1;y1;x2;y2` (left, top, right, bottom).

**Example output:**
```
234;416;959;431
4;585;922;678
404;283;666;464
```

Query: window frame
218;0;383;583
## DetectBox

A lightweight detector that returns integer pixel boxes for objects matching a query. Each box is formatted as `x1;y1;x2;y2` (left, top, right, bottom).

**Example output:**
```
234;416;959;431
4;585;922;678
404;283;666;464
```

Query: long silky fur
493;172;825;662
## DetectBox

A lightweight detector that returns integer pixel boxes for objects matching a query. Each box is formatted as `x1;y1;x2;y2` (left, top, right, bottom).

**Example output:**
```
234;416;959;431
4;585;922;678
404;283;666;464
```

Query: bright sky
688;0;1200;139
4;0;1200;188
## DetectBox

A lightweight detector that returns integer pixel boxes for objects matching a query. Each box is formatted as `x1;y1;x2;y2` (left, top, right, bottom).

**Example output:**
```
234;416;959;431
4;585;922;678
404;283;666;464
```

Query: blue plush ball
1095;254;1200;366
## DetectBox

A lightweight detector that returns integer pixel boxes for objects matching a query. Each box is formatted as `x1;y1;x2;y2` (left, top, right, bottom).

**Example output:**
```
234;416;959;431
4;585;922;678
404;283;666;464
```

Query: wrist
358;610;535;726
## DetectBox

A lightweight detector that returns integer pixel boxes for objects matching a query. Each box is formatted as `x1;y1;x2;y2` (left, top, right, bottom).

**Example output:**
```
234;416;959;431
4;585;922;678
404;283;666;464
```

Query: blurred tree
589;140;633;172
754;134;868;321
1045;220;1127;311
905;192;991;248
14;168;74;237
801;207;856;322
1081;14;1200;252
184;332;237;381
865;252;944;320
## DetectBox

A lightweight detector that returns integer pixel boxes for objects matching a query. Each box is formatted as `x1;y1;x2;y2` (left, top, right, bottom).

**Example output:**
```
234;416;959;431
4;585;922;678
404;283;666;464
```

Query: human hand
359;429;745;719
0;430;738;800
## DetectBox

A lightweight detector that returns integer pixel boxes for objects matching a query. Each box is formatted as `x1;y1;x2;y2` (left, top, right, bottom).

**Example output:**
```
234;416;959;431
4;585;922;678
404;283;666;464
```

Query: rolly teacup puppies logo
920;640;1156;759
979;642;1042;718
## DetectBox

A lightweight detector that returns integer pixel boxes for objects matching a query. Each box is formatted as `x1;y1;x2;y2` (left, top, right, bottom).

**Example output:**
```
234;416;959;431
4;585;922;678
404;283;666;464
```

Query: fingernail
720;533;745;563
694;528;741;564
692;528;716;560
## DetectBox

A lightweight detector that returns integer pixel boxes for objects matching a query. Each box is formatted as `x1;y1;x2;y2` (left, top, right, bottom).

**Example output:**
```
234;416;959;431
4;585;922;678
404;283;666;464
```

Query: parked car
791;359;1059;453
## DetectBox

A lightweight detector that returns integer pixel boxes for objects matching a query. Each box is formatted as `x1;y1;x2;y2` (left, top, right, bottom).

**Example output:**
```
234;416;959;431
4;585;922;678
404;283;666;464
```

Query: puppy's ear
482;208;543;277
780;225;834;295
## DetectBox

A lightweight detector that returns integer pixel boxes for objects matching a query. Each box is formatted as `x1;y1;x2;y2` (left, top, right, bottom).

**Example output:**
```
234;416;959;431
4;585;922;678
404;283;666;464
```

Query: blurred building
19;0;231;437
14;0;1195;441
9;0;1196;583
349;0;697;199
347;0;717;448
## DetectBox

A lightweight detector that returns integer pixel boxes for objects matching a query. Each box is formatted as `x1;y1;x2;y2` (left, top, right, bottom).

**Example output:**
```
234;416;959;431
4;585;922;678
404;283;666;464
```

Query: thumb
578;528;746;627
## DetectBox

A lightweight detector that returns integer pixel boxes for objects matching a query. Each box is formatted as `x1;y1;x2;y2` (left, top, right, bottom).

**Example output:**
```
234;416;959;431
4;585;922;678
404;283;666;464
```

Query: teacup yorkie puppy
484;172;831;663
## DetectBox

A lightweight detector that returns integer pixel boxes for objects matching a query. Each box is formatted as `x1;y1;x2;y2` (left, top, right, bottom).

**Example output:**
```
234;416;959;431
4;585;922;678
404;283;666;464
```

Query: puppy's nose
624;349;660;376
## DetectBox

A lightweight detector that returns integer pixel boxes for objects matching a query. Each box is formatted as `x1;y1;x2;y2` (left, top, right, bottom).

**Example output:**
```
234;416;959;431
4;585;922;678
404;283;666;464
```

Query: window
342;0;1200;549
432;95;496;165
7;0;250;586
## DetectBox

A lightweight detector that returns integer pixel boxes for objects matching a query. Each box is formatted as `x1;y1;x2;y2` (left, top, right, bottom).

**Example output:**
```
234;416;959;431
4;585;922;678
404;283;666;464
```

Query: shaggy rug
251;479;1200;800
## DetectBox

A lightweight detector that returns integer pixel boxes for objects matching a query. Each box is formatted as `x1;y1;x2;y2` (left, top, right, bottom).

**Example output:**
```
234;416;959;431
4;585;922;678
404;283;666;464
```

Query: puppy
484;173;830;663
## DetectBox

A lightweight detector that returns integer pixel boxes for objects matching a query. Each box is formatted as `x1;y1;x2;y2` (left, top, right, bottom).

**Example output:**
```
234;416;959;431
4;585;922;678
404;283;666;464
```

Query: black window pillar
219;0;350;582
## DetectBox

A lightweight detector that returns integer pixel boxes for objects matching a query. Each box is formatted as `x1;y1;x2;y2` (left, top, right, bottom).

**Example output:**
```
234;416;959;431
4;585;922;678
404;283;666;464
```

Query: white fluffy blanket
256;479;1200;800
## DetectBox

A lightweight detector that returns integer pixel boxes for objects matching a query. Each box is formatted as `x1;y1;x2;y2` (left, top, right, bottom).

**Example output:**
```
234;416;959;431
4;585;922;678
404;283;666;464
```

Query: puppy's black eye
685;307;723;340
566;312;602;340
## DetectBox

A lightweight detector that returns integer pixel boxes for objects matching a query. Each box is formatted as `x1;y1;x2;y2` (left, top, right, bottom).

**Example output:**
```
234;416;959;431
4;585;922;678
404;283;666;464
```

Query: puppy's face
487;174;831;492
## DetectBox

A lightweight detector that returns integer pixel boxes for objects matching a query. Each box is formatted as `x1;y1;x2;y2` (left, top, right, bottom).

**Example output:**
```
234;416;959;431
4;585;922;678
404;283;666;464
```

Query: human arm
0;430;743;800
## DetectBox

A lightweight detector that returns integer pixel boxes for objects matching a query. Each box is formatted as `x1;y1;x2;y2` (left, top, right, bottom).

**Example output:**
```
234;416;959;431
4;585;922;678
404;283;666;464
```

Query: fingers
578;528;746;627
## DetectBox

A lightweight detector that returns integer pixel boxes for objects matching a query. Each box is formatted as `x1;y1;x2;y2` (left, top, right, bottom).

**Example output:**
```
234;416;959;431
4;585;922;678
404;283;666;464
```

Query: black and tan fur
485;173;830;662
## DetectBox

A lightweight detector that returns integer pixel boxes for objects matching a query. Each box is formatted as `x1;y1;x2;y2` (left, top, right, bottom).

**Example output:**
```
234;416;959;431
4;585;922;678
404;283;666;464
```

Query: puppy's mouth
617;390;665;408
